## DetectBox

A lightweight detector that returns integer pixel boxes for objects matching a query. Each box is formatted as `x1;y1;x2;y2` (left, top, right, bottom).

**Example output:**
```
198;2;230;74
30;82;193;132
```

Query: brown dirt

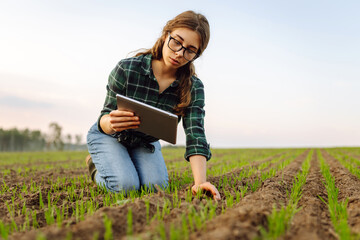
0;167;89;232
322;150;360;235
1;167;87;186
9;194;165;240
0;159;82;171
8;177;227;240
337;149;360;160
164;150;248;164
5;149;360;239
167;150;288;174
4;151;299;240
282;151;337;240
186;150;308;240
208;150;292;180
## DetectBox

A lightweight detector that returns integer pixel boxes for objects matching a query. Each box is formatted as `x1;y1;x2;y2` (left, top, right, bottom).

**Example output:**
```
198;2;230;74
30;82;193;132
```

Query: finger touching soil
188;150;308;240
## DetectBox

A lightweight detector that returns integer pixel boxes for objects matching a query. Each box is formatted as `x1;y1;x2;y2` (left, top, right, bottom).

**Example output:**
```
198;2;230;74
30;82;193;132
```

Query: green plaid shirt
97;54;211;161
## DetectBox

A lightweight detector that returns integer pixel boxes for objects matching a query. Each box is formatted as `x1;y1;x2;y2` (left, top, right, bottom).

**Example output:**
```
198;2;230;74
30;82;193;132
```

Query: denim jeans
86;123;169;193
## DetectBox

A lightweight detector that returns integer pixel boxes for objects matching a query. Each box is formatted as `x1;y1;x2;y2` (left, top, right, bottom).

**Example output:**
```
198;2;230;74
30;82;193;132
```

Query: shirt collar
171;79;180;87
140;54;153;77
141;54;180;87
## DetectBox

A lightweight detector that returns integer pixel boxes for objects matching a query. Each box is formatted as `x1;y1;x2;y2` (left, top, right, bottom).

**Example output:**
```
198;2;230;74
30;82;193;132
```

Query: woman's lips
169;57;180;65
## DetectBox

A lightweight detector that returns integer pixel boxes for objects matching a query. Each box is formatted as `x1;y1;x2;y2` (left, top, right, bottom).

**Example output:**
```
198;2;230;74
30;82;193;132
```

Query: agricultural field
1;147;360;239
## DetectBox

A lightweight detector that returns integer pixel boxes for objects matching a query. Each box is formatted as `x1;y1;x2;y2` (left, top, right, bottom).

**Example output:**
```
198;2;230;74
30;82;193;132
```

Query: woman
86;10;220;200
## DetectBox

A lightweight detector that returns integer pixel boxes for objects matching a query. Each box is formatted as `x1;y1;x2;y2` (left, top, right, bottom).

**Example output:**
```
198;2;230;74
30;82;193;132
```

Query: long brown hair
135;10;210;116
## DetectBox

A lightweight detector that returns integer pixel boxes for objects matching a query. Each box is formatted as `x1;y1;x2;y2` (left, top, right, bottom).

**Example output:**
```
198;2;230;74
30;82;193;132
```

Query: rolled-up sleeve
183;78;212;161
97;61;127;133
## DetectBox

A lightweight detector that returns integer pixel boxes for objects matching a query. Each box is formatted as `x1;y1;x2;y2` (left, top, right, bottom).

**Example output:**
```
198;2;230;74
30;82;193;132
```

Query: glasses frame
167;33;199;62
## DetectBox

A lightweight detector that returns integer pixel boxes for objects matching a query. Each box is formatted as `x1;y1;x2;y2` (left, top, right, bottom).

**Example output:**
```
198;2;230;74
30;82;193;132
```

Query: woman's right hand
100;110;140;134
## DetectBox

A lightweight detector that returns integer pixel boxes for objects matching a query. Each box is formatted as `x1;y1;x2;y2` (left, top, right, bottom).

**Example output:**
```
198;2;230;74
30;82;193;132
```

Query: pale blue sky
0;0;359;147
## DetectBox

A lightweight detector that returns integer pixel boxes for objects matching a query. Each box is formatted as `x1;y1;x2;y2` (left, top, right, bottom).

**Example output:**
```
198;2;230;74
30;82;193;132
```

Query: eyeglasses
167;33;199;61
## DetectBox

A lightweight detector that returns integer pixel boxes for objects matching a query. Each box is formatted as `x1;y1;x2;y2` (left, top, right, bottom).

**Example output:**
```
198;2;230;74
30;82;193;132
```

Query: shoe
85;154;97;183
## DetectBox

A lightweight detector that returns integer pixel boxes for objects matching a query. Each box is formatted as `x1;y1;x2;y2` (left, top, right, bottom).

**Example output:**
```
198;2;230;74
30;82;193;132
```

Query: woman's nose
175;48;185;58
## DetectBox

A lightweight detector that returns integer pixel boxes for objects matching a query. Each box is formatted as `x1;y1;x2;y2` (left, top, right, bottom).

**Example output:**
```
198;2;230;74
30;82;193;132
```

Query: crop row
128;149;306;239
0;148;290;178
0;149;306;239
0;151;86;167
326;149;360;179
260;149;313;239
318;150;355;240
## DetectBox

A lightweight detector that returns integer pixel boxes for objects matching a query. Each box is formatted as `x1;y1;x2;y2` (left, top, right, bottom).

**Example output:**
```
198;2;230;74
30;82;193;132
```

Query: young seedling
103;214;113;240
144;199;150;224
318;150;353;240
127;207;133;236
0;220;9;240
261;149;312;239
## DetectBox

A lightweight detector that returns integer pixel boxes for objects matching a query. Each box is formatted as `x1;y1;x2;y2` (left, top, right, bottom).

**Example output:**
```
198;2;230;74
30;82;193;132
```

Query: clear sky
0;0;359;148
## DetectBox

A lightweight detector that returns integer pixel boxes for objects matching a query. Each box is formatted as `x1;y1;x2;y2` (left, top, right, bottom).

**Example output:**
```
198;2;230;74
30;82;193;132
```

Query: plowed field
1;148;360;239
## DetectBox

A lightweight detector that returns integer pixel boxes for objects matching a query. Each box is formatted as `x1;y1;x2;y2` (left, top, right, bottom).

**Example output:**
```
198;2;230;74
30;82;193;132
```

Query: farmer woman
86;10;220;200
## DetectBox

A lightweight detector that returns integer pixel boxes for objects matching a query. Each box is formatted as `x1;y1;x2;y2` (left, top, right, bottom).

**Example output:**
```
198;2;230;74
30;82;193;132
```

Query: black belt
116;130;157;153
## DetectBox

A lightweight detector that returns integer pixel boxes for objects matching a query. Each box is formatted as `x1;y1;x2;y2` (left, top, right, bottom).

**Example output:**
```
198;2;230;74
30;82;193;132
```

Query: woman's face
162;28;201;69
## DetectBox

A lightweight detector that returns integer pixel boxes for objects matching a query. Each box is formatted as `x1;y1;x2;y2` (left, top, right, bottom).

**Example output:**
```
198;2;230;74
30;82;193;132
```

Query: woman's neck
152;59;177;79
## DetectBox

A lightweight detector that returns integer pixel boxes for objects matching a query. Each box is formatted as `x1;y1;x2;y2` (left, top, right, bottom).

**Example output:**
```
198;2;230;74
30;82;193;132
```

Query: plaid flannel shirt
97;54;211;161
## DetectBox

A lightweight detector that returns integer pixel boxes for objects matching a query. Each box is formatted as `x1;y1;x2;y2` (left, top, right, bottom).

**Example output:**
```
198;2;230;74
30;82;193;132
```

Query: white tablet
116;94;178;144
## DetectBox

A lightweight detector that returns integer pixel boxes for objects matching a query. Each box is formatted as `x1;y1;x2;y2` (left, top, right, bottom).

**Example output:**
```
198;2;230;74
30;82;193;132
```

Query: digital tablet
116;94;178;144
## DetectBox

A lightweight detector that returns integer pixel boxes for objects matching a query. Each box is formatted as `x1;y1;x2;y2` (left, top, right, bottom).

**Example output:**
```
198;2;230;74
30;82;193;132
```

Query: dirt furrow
1;168;87;187
8;191;171;240
0;159;85;171
282;151;337;240
187;150;308;240
322;150;360;235
166;151;292;193
7;151;306;240
338;149;360;161
167;151;288;175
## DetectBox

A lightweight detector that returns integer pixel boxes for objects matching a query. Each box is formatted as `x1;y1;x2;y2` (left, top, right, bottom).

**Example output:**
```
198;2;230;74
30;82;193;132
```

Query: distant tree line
0;122;86;152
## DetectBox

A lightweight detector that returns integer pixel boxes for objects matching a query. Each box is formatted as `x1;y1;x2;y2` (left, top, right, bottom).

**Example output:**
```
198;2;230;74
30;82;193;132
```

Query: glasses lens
168;38;182;52
184;50;197;61
168;36;198;61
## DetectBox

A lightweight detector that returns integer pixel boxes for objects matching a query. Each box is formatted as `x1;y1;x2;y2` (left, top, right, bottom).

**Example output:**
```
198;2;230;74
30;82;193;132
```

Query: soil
0;159;79;171
2;149;360;239
282;151;337;240
322;150;360;235
2;150;295;240
168;150;288;175
186;150;308;240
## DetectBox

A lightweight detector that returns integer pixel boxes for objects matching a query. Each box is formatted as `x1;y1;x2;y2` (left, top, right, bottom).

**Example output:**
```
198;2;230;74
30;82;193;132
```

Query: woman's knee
141;174;169;190
105;175;140;193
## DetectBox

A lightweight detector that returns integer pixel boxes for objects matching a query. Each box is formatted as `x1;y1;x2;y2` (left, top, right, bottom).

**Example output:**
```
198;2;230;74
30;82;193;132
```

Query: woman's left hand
192;182;221;201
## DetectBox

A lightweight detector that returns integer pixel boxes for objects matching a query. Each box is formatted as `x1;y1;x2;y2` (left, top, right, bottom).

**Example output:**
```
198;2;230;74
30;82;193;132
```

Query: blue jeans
86;123;169;193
